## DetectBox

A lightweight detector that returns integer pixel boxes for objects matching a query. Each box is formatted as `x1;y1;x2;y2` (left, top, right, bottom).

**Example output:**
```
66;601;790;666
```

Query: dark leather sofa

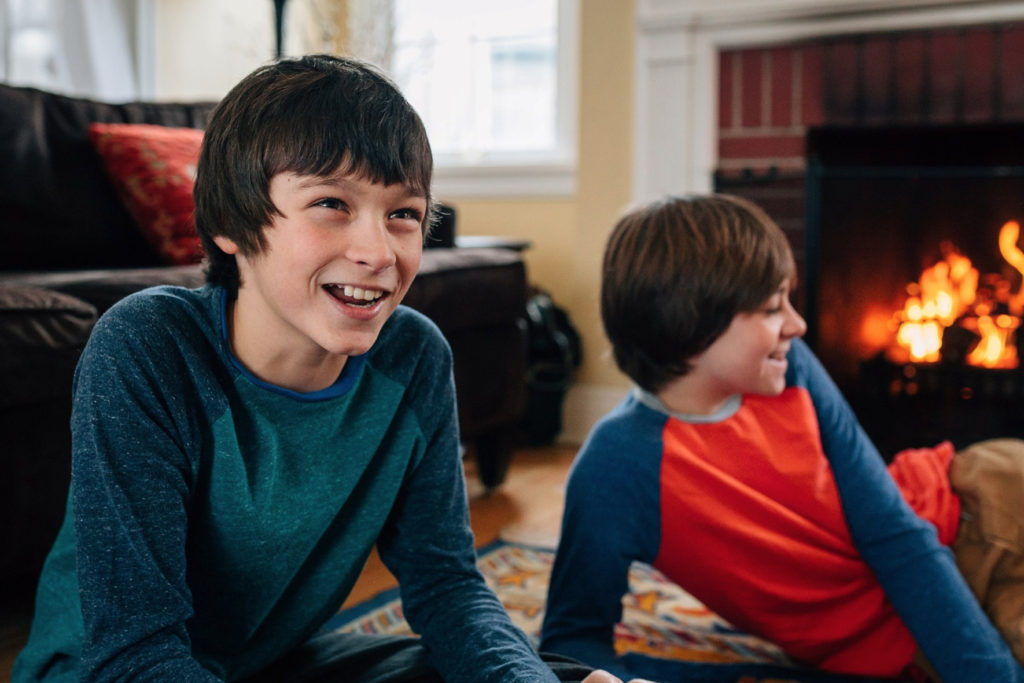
0;83;528;594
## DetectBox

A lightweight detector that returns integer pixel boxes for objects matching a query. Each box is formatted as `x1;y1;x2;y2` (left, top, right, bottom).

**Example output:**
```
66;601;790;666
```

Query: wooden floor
0;444;578;681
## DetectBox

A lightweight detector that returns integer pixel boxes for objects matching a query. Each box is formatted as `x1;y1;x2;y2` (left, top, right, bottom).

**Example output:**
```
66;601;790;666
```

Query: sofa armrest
406;247;527;332
0;265;206;316
407;247;529;488
0;286;97;586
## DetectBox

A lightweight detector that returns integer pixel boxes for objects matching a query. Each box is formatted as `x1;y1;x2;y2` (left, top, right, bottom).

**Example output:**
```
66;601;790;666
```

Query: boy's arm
540;409;669;681
793;339;1024;681
375;356;559;683
72;309;220;681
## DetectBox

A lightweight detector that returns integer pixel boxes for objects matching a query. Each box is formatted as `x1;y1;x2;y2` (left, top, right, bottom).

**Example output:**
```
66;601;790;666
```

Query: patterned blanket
322;541;893;683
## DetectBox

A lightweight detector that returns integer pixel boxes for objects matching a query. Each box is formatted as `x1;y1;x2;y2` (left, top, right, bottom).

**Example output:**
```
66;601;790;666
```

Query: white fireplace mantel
632;0;1024;202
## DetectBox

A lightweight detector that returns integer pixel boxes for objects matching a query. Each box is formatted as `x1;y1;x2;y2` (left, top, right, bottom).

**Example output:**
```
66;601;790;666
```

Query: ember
887;221;1023;369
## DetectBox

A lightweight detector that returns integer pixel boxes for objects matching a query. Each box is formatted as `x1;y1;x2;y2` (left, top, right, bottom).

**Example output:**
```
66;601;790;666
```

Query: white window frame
361;0;580;198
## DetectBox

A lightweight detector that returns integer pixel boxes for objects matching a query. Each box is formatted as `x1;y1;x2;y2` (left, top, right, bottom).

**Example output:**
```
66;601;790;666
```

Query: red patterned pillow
89;122;205;265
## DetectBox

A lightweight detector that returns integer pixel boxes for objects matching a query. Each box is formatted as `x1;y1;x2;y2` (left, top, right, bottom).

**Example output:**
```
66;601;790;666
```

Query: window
348;0;578;197
0;0;144;101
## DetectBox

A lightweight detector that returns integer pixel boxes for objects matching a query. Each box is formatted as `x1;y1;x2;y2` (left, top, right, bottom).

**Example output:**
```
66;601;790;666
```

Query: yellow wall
450;0;635;390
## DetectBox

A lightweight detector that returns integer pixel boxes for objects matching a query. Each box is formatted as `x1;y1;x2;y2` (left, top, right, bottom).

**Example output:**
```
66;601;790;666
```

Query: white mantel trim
632;0;1024;203
637;0;1024;35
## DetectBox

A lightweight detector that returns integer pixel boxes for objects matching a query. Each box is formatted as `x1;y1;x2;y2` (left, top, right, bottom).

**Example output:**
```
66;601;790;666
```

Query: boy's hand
581;671;657;683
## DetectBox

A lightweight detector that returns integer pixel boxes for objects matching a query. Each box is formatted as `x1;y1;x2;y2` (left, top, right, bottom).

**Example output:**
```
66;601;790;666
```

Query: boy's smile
658;280;807;415
214;169;426;393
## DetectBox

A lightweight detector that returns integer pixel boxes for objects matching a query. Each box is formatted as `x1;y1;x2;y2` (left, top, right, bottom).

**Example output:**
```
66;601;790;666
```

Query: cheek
398;239;423;276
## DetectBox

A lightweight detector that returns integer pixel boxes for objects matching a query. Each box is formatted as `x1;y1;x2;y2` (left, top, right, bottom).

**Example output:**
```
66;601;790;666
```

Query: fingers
580;670;660;683
581;671;622;683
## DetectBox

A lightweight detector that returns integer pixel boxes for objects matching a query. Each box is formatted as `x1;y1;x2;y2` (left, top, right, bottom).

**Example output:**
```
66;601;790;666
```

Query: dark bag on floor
522;289;582;446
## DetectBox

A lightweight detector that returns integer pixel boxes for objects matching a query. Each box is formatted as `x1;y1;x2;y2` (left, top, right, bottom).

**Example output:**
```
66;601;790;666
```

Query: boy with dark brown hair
13;55;633;683
542;193;1024;682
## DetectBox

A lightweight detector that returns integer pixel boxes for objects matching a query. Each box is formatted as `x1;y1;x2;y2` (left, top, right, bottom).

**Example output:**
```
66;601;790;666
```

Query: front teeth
342;285;382;302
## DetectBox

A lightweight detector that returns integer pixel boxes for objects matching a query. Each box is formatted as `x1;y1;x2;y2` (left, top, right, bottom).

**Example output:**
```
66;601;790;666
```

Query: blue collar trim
218;288;365;401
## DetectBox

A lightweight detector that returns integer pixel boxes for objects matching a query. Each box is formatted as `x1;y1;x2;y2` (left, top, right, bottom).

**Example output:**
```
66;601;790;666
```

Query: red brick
824;38;860;124
1000;25;1024;119
801;44;825;126
719;134;806;160
894;34;926;123
862;36;895;122
742;49;764;128
770;46;795;127
719;51;736;130
928;30;960;123
963;28;995;123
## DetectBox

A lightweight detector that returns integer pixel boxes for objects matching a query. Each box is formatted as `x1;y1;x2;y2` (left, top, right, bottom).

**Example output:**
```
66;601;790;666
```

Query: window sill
432;161;577;199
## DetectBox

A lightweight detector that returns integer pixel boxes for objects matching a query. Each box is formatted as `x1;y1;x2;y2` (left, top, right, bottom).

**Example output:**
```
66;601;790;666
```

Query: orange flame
999;220;1024;316
891;222;1022;369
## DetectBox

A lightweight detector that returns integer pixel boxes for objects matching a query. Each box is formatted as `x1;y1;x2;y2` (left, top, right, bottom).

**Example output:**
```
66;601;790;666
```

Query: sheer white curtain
1;0;141;101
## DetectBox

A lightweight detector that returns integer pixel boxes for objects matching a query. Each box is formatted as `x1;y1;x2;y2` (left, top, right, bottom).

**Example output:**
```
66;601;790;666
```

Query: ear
212;234;241;255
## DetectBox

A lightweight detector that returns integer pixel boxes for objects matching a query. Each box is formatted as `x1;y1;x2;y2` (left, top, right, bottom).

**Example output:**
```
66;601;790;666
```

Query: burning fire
890;221;1023;369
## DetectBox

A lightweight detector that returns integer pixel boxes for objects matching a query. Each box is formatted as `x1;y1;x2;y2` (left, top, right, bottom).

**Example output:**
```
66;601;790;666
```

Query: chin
323;332;381;358
756;379;787;397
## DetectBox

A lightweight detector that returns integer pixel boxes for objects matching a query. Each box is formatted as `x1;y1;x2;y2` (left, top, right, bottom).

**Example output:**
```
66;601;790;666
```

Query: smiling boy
213;169;426;392
12;55;626;683
541;194;1024;682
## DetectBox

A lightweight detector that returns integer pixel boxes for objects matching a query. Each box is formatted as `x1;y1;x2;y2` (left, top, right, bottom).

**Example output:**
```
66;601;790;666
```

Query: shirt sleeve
374;332;560;683
792;338;1024;681
71;301;221;682
539;403;668;681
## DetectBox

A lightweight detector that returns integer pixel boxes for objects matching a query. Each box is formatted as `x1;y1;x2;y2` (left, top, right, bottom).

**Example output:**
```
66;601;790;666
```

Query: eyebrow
295;174;426;201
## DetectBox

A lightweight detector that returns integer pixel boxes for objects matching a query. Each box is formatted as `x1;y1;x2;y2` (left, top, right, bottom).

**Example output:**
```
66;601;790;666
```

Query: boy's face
684;280;807;412
214;168;426;387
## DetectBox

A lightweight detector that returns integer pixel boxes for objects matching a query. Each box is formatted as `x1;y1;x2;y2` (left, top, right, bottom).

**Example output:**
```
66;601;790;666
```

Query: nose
345;216;397;271
783;299;808;339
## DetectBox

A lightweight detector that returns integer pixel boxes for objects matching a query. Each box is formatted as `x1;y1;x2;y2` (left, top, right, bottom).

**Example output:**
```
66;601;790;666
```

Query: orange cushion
89;122;205;265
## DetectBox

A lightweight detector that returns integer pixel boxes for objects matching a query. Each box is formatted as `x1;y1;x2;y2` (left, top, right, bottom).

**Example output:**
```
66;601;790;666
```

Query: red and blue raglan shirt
541;339;1022;682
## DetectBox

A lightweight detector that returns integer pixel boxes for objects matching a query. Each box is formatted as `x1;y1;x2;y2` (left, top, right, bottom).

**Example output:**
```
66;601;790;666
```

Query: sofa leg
474;429;515;490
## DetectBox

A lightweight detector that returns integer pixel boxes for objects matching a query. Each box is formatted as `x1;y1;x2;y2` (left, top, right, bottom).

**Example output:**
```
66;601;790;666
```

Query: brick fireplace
634;1;1024;456
714;21;1024;305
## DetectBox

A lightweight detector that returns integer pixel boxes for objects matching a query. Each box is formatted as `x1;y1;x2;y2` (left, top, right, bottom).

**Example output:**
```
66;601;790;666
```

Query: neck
226;298;347;393
655;374;734;417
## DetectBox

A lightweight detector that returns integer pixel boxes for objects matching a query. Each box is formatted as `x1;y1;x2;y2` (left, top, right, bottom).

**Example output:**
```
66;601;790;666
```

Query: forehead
277;168;427;200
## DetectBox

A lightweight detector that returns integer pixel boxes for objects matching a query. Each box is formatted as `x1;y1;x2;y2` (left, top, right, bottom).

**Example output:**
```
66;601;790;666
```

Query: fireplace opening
805;124;1024;457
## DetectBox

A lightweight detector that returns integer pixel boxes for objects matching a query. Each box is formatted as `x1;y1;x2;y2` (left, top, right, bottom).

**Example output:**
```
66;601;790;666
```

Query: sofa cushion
0;83;215;271
89;123;205;266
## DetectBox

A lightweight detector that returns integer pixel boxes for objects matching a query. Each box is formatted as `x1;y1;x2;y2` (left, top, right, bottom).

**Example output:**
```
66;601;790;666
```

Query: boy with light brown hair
542;193;1024;682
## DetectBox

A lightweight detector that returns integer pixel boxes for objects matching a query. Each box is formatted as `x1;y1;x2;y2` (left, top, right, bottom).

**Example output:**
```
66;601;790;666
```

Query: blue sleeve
375;324;559;683
790;338;1024;681
72;299;220;681
540;400;666;680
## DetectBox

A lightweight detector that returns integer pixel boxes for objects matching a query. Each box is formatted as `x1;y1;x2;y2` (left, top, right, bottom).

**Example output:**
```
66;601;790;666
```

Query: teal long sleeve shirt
14;285;556;683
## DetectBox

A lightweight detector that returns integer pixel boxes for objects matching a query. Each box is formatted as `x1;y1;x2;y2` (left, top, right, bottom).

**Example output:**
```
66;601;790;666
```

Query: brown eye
390;208;423;222
314;198;345;210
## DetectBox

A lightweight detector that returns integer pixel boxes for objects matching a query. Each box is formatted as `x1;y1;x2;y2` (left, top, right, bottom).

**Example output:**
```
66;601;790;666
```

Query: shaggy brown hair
193;54;434;295
600;193;795;393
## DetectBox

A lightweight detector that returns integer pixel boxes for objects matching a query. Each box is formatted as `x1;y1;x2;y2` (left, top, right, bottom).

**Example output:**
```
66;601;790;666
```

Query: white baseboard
556;382;630;447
